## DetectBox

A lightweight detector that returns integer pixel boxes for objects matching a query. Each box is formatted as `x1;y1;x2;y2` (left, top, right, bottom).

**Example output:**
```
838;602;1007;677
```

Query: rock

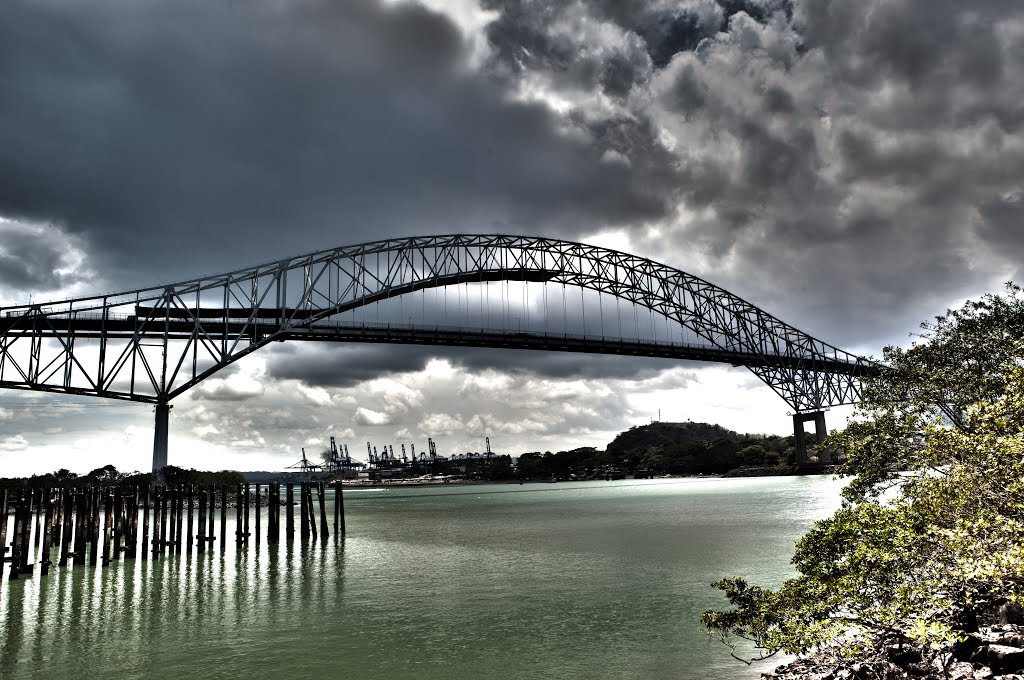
975;645;1024;674
887;644;923;666
1000;604;1024;625
946;661;979;679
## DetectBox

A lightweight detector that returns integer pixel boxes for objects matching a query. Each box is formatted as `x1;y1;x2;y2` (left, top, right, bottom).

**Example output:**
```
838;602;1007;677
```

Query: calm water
0;476;843;680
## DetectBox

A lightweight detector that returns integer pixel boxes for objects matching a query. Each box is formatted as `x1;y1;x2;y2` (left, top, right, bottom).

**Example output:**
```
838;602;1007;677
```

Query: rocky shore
761;625;1024;680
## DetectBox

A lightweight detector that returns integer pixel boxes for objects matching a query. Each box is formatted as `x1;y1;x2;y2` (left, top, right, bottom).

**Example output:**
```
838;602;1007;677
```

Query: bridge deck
0;315;878;377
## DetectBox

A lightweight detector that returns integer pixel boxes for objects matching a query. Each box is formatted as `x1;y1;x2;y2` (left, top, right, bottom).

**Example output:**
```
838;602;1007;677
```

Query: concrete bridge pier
152;402;170;472
793;411;830;466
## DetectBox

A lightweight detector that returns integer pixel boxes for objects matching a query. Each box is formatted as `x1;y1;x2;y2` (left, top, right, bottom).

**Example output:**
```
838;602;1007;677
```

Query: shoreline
334;469;837;490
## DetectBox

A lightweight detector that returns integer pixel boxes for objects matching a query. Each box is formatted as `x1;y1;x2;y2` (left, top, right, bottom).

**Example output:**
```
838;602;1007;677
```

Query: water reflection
1;478;843;680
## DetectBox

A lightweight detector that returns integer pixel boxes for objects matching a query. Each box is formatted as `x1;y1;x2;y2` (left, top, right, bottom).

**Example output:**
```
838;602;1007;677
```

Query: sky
0;0;1022;476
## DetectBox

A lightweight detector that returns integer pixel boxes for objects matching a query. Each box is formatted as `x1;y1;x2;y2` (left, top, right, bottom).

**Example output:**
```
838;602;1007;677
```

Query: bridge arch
0;234;877;468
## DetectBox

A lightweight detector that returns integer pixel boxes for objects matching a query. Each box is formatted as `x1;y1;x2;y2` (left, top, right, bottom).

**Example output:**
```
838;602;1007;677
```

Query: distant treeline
0;422;809;487
515;422;800;479
0;464;246;489
514;436;794;479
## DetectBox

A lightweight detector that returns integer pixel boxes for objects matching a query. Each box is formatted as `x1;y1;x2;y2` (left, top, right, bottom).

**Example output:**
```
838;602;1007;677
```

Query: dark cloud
0;0;669;290
3;0;1024;470
265;343;676;388
0;222;85;292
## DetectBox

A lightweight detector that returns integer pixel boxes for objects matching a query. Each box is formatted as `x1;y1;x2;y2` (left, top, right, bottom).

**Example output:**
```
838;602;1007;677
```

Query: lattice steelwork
0;234;877;413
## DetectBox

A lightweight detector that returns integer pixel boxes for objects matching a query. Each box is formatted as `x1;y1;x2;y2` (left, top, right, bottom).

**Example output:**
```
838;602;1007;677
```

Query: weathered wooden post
20;492;35;575
89;489;100;565
9;493;23;581
59;491;73;566
208;486;216;547
159;486;169;556
0;488;8;579
127;487;140;559
175;484;185;555
235;483;243;546
113;487;124;560
51;488;63;548
186;485;194;556
242;484;250;545
101;493;112;566
286;483;295;541
73;492;87;566
220;484;228;551
141;487;151;561
317;482;328;540
197;486;207;554
335;481;346;537
32;487;43;553
266;483;274;544
40;490;54;576
307;484;317;541
255;483;261;545
299;482;309;542
167;485;177;552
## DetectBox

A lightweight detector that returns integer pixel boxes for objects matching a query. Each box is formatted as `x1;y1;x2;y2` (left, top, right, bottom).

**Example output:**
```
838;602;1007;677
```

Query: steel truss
0;234;878;413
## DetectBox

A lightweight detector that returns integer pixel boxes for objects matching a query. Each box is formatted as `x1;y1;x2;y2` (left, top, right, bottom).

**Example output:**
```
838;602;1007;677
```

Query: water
0;476;843;680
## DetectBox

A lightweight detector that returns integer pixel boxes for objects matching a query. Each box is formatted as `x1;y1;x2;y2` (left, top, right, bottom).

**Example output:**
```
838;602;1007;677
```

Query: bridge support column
793;411;828;466
152;403;170;473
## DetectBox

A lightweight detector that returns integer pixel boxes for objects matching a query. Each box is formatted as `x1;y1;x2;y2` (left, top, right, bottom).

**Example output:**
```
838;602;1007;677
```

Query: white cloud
0;433;29;451
353;407;391;426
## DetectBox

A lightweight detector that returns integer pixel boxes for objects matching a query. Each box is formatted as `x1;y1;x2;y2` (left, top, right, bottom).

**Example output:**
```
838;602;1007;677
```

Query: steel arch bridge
0;234;879;469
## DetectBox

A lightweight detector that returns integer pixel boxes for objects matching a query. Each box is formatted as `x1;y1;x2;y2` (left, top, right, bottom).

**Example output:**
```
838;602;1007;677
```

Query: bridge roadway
0;310;876;377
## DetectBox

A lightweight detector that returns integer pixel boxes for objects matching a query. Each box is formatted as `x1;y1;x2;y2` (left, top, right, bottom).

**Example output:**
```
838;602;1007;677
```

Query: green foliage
702;284;1024;661
159;465;245;487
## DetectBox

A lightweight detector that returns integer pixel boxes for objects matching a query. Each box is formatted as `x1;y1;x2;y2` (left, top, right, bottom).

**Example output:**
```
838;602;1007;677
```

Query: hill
605;421;743;455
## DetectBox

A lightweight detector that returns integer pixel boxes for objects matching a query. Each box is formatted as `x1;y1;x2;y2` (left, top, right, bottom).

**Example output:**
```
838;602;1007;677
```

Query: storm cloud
0;0;1022;472
0;0;671;289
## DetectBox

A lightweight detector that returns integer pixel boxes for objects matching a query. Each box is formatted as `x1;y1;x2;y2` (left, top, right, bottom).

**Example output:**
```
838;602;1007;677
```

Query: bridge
0;234;879;469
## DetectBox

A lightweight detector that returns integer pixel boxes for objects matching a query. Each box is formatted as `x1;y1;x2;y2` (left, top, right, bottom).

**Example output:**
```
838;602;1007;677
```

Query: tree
702;285;1024;663
86;464;123;484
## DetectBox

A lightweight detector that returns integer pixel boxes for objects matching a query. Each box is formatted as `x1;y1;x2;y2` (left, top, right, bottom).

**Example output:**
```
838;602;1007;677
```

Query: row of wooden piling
0;481;345;582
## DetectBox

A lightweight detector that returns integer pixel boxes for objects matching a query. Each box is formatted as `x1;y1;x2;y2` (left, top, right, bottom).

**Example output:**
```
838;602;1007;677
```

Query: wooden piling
174;485;184;555
51;488;63;548
335;481;346;537
207;486;215;547
32;487;43;553
286;483;295;541
20;491;35;575
110;491;120;561
255;484;261;545
167;485;177;552
242;484;250;545
186;485;194;556
271;483;280;544
317;482;328;540
59;491;73;566
141;487;150;562
101;493;112;566
72;492;87;567
300;482;309;541
197;487;207;554
0;488;8;579
150;487;160;556
159;487;169;556
235;483;243;546
127;487;139;559
307;484;317;541
220;485;227;551
9;494;23;581
89;489;100;566
40;490;54;576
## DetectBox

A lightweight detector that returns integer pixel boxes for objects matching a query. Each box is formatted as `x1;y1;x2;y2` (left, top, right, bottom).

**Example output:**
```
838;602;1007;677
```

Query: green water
0;476;843;680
